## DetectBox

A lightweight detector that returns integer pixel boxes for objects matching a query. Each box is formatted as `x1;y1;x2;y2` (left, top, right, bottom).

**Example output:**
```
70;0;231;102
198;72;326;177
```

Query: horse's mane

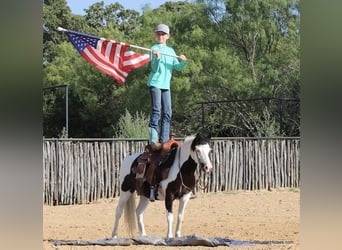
182;135;196;147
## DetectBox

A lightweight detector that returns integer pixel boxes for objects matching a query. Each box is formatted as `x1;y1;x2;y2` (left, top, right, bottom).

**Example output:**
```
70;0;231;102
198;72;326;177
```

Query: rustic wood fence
43;137;300;205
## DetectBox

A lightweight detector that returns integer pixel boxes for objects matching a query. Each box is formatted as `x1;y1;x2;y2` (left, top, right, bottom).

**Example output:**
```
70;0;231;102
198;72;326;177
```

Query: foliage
43;0;300;138
251;108;283;137
115;109;149;138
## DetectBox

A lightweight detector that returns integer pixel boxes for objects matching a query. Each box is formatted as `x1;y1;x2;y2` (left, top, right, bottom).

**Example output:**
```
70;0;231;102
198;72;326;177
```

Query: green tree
191;0;300;136
43;0;73;63
84;1;140;35
200;0;300;97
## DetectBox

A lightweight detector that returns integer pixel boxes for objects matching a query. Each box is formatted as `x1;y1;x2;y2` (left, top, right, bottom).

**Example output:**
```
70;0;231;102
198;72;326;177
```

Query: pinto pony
112;133;213;239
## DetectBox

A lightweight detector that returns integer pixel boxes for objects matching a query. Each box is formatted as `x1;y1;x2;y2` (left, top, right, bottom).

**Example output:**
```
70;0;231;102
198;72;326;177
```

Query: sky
66;0;186;15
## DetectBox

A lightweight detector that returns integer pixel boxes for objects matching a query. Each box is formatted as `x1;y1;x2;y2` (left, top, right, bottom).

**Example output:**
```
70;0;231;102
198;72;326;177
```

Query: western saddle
132;133;181;201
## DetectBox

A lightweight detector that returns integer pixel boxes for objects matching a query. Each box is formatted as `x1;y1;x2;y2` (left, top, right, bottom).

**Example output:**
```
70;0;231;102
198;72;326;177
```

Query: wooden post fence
43;137;300;205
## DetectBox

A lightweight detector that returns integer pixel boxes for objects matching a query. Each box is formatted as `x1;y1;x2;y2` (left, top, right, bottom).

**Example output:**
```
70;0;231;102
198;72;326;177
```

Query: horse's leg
165;193;175;238
166;209;174;238
136;196;150;236
175;192;191;237
112;191;132;238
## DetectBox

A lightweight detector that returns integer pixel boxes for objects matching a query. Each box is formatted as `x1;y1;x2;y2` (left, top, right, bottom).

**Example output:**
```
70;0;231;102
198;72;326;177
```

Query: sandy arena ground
43;188;300;250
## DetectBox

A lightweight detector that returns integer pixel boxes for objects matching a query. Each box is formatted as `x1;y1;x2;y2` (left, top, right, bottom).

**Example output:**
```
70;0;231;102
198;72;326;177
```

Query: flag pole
57;27;179;58
128;44;179;58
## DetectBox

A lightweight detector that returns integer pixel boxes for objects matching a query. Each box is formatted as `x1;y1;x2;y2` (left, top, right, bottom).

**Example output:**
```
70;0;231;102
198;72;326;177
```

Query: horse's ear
197;129;211;140
195;132;211;143
205;131;211;139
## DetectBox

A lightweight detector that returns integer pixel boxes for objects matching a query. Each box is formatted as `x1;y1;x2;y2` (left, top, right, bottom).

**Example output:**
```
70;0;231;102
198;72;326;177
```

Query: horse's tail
124;192;137;237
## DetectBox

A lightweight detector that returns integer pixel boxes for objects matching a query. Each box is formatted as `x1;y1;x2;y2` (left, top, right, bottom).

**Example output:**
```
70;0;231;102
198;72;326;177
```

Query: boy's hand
152;49;160;59
178;54;187;61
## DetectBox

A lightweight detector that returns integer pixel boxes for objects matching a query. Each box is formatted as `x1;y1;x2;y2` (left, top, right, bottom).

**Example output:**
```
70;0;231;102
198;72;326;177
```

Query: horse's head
190;133;213;173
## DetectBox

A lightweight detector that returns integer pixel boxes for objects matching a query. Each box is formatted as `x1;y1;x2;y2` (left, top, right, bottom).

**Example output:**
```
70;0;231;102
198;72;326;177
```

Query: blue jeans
149;87;172;143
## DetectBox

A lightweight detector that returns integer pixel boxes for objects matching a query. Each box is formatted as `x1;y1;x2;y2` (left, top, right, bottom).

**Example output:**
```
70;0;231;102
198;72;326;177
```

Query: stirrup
149;186;155;202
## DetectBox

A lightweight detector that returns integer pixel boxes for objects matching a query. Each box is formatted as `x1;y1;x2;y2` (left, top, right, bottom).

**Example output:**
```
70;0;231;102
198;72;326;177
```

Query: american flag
64;29;150;85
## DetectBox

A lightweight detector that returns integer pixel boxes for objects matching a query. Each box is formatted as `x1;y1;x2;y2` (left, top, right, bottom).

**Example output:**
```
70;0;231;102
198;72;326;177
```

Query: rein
177;146;193;192
177;145;209;193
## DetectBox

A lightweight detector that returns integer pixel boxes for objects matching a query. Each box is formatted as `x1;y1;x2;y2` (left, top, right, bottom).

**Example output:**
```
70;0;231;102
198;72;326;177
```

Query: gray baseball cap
154;24;170;34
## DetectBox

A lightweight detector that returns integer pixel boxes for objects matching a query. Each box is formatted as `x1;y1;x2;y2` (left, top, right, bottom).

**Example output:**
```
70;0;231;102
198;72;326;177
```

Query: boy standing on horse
147;24;187;149
144;23;187;201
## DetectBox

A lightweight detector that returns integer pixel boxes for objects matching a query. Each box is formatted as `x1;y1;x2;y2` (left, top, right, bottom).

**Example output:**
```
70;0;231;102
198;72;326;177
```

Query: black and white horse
111;133;213;239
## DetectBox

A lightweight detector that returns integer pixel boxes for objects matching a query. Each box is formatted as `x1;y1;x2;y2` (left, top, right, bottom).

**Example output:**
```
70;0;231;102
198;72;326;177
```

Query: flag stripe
82;47;127;85
82;52;125;85
85;45;128;78
123;53;150;69
123;51;150;70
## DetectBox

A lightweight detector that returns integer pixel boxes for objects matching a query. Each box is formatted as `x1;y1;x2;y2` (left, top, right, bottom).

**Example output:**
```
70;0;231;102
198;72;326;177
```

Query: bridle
178;143;211;192
195;149;207;171
194;145;211;190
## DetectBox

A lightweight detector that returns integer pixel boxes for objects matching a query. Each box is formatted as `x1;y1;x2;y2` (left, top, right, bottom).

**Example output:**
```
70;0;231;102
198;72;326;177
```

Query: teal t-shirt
147;44;187;90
